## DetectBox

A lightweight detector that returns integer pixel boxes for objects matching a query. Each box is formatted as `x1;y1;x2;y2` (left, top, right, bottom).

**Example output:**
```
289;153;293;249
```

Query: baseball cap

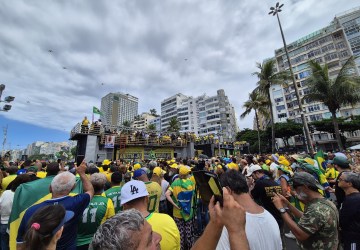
51;210;74;235
153;167;166;176
120;180;149;205
293;172;324;190
133;163;142;170
179;166;190;175
102;159;111;166
265;159;271;165
133;169;146;179
27;166;38;173
246;164;262;177
333;156;349;168
170;163;179;169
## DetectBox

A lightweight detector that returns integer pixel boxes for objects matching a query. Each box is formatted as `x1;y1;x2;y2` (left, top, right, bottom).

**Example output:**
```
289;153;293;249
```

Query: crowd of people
0;150;359;250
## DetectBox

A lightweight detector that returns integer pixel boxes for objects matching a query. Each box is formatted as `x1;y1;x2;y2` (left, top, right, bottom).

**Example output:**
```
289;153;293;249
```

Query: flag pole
92;108;94;123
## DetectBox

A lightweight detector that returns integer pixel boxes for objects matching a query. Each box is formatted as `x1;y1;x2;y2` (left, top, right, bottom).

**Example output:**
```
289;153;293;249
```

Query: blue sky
0;116;69;150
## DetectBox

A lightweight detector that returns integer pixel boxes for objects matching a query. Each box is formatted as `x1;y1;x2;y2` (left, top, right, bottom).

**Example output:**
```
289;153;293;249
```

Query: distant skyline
0;1;359;148
1;116;69;150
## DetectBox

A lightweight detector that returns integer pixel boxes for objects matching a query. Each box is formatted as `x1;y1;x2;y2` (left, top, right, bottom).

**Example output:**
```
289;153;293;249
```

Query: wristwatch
279;208;287;214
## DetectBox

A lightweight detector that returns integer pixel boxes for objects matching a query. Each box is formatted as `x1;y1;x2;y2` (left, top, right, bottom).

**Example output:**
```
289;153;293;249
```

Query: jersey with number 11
77;195;115;246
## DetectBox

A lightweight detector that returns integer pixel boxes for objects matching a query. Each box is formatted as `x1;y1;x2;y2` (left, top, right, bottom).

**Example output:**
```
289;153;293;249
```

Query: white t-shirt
216;209;282;250
160;179;169;201
0;190;15;224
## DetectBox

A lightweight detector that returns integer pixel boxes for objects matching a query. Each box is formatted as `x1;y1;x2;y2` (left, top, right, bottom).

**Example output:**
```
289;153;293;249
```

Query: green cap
333;157;349;168
27;166;38;173
293;172;324;190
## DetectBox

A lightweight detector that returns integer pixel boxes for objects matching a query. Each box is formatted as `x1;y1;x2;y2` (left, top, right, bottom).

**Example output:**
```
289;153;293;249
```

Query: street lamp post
269;2;314;154
0;84;15;112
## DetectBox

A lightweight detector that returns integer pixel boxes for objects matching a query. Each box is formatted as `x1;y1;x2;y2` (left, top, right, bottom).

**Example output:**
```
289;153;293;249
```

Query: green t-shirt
105;185;122;213
77;195;115;246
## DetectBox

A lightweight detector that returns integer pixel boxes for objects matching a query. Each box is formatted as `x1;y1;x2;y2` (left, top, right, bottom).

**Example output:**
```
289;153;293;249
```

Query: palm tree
253;59;290;153
304;56;360;150
240;90;270;153
168;117;181;133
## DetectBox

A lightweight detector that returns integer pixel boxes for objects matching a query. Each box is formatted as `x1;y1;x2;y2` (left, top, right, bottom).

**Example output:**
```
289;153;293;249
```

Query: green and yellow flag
93;106;102;115
9;176;83;250
314;150;326;174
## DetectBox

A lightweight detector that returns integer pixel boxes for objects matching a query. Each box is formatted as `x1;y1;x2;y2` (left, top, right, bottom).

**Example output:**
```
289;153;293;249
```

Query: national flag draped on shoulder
93;106;102;115
9;176;83;249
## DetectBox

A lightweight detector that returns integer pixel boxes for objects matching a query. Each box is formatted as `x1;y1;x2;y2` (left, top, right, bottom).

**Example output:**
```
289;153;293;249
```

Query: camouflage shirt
297;198;339;250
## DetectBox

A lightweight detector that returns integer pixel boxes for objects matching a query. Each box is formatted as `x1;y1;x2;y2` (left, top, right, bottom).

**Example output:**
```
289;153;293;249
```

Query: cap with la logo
120;180;149;206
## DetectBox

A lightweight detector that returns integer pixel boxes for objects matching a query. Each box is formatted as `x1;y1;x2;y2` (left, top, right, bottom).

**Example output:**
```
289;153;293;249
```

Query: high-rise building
197;89;238;142
100;92;138;126
266;7;360;149
160;89;238;141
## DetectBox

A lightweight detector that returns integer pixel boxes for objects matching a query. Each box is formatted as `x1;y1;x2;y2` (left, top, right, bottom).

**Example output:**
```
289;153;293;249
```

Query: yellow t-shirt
36;171;47;179
1;175;17;192
227;162;239;171
145;181;162;213
325;168;339;179
146;213;181;250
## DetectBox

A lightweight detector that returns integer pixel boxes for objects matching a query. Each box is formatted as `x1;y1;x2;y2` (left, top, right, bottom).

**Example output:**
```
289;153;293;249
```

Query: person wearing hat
165;166;195;250
152;167;169;214
104;172;123;213
276;166;292;198
121;180;180;250
133;169;162;213
337;172;360;250
23;204;74;250
332;156;352;209
248;165;285;246
272;172;339;250
164;163;179;184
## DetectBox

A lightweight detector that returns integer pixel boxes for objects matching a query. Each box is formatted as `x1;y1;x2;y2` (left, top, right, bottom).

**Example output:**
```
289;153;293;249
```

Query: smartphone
193;170;223;206
76;155;85;166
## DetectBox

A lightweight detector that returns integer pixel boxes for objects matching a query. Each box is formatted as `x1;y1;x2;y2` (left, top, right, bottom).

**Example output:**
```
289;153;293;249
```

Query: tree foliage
167;117;181;133
304;56;360;150
236;129;270;153
253;59;290;153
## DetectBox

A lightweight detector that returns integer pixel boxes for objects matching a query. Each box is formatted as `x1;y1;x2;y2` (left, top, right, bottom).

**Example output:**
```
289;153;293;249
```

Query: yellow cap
179;166;191;175
153;167;161;176
170;163;179;169
102;159;111;166
265;159;271;165
133;163;141;170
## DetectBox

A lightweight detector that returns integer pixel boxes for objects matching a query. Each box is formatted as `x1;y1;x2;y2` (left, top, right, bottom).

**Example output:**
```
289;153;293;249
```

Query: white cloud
0;0;358;132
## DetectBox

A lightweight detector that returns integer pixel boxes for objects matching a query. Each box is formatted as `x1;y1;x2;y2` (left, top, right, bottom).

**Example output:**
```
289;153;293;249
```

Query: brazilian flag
93;106;102;115
314;150;326;174
9;176;83;249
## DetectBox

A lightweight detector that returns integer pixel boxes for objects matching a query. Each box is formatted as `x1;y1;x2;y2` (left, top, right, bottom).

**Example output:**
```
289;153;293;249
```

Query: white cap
246;164;262;177
120;180;149;206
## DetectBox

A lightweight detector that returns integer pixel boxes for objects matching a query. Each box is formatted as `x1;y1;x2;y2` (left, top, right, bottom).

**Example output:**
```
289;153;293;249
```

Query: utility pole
2;125;8;157
269;2;314;154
